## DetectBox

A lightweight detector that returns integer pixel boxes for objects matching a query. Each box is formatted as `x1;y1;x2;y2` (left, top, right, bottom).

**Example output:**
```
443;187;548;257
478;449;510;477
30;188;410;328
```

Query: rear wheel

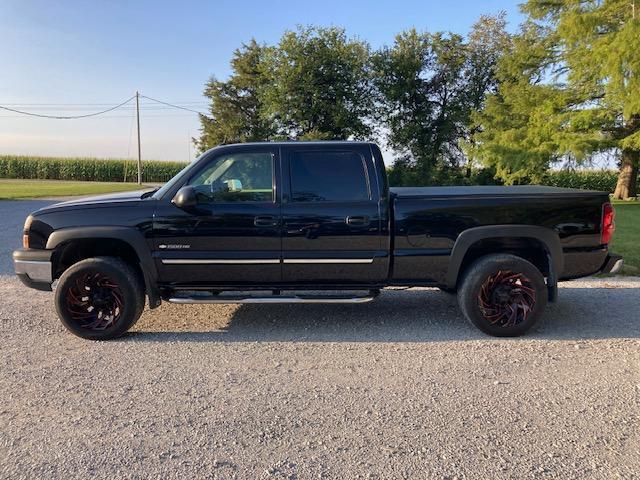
457;254;547;337
54;257;145;340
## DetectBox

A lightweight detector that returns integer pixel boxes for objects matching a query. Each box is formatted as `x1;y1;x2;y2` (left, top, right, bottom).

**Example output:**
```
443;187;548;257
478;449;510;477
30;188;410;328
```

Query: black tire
457;254;547;337
54;257;145;340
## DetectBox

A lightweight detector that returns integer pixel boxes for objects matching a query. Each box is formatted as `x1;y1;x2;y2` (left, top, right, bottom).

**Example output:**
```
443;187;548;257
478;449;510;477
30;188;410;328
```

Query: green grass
610;199;640;275
0;179;153;199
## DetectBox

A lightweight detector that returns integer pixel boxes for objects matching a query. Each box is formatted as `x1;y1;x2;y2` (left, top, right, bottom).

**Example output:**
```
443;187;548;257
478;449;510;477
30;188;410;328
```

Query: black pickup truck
13;141;622;340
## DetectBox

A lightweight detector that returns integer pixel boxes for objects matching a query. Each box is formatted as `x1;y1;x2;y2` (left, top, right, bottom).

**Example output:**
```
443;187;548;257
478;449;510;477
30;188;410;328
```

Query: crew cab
13;141;623;340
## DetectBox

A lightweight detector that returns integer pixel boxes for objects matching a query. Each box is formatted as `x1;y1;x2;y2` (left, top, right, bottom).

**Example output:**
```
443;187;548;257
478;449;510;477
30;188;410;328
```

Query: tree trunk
612;149;639;200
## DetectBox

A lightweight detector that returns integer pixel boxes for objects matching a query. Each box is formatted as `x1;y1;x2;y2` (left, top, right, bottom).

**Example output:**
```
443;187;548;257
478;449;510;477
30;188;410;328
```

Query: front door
153;146;281;286
281;144;387;284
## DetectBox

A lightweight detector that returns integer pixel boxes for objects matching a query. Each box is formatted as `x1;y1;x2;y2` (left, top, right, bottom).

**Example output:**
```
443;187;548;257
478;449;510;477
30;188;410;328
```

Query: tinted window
290;150;369;202
188;152;273;203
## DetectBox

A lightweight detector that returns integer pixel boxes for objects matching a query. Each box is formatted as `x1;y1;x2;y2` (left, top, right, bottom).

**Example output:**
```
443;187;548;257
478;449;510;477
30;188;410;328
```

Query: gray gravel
1;274;639;479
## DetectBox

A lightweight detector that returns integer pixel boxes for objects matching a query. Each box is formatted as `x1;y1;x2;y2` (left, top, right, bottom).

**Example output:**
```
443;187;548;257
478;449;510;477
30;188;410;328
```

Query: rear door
281;144;387;284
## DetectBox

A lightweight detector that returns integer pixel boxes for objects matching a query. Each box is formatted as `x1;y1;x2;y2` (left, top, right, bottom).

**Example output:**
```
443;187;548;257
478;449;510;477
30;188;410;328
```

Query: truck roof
216;140;375;147
391;185;609;198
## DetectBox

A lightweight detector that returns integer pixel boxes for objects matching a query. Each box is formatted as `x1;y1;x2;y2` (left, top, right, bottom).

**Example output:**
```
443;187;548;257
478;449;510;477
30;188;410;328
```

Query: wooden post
136;91;142;185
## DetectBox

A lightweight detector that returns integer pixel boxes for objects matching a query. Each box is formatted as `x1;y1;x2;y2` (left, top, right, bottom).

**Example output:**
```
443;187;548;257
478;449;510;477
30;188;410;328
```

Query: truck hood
34;189;153;214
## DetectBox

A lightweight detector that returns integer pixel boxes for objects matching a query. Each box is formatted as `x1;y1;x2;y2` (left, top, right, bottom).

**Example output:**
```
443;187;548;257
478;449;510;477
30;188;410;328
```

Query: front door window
188;152;274;203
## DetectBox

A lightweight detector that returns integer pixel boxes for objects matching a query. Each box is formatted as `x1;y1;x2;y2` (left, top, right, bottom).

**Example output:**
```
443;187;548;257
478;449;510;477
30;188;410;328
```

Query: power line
0;105;207;111
0;114;203;118
0;92;209;175
0;95;211;118
2;103;204;110
0;105;203;111
0;101;208;106
0;95;136;119
139;94;210;117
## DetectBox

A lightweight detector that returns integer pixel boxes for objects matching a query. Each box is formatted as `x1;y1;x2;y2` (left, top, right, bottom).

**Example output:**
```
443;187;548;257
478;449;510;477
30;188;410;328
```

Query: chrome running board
167;291;378;304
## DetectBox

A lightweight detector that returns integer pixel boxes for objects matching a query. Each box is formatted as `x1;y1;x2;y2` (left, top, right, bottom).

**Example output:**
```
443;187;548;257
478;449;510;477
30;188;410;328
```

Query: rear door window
290;150;370;202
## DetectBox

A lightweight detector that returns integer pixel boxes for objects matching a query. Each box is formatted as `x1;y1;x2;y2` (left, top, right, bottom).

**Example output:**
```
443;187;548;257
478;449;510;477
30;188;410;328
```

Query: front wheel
457;254;548;337
54;257;145;340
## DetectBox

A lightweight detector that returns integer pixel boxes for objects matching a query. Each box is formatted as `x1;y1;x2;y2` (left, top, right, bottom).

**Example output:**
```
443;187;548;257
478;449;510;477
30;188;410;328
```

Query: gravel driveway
1;200;639;478
1;275;639;479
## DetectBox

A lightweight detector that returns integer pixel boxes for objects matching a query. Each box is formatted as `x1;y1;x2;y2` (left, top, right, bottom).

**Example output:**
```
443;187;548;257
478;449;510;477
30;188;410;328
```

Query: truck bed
391;185;608;198
390;185;610;284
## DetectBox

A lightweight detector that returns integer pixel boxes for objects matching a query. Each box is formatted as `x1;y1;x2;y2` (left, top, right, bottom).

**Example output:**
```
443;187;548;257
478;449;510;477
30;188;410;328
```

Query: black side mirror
172;186;198;209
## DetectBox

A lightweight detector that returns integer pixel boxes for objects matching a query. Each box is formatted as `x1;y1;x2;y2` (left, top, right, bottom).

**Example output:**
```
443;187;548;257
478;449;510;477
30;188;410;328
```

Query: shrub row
1;155;620;192
387;165;620;192
541;170;619;192
0;155;186;183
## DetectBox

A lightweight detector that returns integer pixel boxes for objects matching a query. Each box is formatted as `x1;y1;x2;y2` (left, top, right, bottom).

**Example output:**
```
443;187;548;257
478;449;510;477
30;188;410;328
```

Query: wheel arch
47;227;161;308
446;225;563;297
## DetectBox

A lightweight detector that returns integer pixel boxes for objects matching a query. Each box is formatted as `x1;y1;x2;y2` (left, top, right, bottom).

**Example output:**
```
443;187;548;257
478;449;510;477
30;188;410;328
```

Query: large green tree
474;0;640;199
374;15;509;185
195;40;275;153
260;26;374;140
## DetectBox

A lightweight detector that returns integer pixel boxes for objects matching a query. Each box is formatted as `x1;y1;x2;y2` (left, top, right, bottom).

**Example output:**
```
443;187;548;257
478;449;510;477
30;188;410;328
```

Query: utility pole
136;90;142;185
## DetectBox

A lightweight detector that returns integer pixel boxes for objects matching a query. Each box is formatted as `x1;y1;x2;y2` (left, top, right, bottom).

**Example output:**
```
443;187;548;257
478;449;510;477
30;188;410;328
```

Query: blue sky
0;0;524;161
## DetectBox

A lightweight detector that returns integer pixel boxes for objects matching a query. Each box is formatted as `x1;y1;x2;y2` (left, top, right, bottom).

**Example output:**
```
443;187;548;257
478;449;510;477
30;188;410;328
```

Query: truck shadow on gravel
129;285;640;343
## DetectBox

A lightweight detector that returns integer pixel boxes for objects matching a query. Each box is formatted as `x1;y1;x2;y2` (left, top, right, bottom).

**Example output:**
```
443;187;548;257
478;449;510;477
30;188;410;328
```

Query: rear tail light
601;202;615;245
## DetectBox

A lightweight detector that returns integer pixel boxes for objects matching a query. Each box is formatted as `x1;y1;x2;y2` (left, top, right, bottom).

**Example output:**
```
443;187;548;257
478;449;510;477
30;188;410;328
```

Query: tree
261;26;374;140
195;40;275;153
374;15;509;185
471;21;580;184
462;13;511;176
474;1;640;198
373;30;466;183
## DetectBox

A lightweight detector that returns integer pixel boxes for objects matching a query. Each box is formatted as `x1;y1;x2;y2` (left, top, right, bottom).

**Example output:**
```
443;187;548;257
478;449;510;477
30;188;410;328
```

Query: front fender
46;226;160;308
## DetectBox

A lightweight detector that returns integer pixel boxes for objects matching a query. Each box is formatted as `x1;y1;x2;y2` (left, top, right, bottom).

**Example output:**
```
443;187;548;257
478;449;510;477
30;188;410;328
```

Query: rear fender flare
446;225;563;290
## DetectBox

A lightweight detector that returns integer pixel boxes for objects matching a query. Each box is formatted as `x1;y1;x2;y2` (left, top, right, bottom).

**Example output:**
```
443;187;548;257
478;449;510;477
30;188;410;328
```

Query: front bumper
600;254;624;275
13;249;53;291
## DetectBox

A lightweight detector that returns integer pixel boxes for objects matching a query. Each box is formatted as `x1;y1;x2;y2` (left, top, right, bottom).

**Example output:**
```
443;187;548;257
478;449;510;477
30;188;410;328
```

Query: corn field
0;154;621;192
0;155;186;183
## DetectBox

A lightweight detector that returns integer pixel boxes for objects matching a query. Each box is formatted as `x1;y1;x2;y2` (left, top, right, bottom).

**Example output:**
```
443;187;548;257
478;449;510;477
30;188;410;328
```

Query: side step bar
167;291;379;304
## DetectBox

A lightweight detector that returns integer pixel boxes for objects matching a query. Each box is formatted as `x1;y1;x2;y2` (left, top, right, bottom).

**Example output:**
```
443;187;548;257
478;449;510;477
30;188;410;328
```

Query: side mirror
223;179;243;192
172;186;198;209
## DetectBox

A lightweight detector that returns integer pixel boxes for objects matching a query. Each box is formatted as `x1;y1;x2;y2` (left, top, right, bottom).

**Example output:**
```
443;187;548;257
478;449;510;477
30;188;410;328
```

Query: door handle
254;215;279;227
346;215;370;226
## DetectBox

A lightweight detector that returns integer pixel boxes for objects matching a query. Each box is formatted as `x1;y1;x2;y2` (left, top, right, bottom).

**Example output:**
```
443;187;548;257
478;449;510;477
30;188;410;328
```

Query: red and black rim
65;272;124;330
478;270;536;328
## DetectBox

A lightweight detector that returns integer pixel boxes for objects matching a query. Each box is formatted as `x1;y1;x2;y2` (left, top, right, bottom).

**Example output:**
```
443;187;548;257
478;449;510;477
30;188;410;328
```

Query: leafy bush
387;162;619;192
0;156;186;183
1;155;620;192
541;170;618;192
387;162;503;187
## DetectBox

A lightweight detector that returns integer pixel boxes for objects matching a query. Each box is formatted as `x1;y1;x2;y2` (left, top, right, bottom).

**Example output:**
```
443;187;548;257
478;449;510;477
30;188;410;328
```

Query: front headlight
23;215;33;249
